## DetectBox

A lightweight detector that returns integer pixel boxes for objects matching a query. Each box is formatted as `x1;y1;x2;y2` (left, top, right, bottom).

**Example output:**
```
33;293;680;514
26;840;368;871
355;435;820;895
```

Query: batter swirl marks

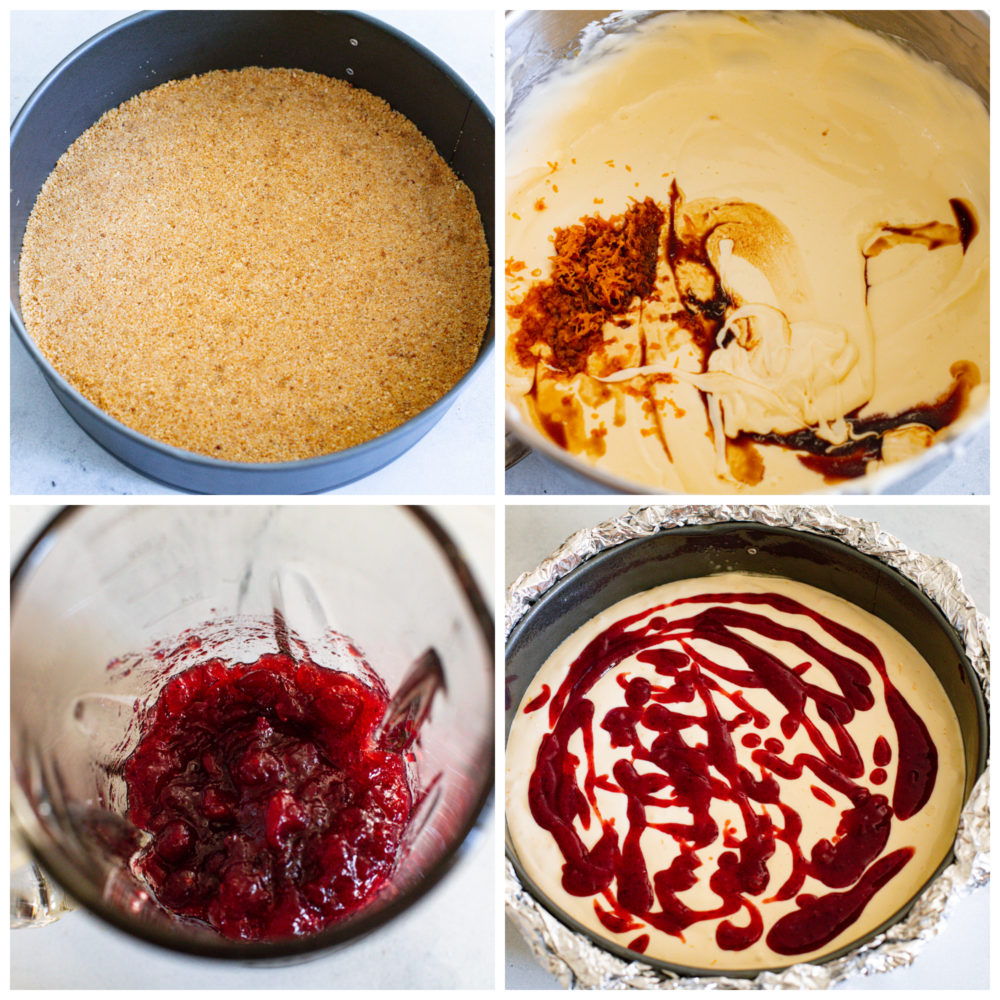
505;575;964;969
508;184;981;485
505;12;989;493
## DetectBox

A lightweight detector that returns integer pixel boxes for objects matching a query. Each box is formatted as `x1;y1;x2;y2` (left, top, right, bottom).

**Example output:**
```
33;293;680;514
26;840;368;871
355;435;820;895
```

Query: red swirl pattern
527;590;936;956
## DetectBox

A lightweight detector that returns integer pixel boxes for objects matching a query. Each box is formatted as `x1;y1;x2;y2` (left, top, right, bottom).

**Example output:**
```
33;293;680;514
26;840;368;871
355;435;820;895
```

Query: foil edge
504;504;990;989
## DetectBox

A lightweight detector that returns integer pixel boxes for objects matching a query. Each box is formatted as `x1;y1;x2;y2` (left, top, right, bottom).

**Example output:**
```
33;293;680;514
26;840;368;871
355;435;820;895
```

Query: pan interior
10;10;494;492
504;523;985;977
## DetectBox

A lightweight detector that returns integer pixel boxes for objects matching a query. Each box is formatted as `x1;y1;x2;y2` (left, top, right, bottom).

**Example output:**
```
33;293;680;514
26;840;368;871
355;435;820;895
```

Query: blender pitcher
10;505;494;960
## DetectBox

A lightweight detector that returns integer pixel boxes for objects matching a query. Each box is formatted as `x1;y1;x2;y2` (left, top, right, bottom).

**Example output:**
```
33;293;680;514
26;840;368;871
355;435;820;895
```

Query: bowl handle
506;431;531;470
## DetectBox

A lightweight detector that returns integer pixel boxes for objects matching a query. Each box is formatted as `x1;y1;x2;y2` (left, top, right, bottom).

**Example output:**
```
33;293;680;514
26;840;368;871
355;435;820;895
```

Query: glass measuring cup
10;505;494;960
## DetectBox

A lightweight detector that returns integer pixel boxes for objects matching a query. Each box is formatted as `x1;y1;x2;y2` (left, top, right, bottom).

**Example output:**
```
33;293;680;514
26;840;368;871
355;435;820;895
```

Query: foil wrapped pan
504;504;990;989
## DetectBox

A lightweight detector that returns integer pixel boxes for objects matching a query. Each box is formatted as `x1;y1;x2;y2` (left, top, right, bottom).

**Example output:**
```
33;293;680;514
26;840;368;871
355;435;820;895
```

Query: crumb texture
20;67;491;462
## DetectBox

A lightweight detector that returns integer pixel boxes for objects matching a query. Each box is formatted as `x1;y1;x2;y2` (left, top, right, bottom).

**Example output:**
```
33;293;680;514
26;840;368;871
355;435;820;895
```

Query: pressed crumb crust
19;67;491;463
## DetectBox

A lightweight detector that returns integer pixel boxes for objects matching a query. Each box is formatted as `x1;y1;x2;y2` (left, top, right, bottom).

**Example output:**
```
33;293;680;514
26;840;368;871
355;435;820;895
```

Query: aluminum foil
504;504;990;989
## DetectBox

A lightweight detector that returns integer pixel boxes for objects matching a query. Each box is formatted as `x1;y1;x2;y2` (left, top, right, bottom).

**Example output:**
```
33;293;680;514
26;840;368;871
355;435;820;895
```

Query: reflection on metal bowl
504;11;988;495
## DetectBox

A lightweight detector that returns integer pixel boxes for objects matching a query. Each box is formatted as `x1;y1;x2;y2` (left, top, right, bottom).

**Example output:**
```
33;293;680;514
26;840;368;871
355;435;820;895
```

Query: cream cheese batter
505;12;989;493
505;574;965;970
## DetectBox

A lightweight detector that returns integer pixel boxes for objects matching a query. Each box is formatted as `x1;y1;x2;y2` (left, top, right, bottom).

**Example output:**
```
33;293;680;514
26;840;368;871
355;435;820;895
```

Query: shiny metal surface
504;504;990;987
503;11;989;496
11;10;495;494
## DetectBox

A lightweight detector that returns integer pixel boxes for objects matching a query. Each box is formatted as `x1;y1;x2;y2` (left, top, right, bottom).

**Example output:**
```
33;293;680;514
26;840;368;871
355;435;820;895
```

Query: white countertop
11;504;496;989
11;10;496;496
504;504;989;990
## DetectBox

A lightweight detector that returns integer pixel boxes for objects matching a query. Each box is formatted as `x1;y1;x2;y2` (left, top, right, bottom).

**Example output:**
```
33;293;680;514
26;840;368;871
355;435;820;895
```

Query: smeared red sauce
524;684;552;714
766;847;914;954
527;590;937;957
810;785;836;807
629;932;651;953
125;651;411;941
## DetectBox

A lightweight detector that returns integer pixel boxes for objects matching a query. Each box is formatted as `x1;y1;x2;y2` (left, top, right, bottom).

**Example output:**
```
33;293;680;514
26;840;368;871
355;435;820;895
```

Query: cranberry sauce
124;651;411;941
527;589;938;959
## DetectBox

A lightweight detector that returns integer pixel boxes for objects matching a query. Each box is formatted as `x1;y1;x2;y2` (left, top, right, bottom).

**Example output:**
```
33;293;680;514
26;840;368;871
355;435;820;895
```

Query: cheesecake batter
505;574;965;970
505;12;989;492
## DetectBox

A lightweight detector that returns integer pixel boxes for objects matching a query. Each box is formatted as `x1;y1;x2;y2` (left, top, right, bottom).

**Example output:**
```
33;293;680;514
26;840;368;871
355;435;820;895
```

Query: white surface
504;504;989;990
10;10;496;496
10;504;496;989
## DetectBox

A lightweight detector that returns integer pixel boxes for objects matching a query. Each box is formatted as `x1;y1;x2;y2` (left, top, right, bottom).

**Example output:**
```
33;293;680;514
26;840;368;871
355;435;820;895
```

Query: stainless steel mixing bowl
504;10;989;496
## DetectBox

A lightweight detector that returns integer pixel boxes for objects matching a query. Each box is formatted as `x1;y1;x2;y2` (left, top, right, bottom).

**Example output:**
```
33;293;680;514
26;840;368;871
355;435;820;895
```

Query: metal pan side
504;522;986;978
11;10;495;494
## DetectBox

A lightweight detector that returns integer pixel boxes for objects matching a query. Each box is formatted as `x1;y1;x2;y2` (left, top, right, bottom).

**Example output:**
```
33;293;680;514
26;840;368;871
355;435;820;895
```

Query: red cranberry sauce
524;684;551;714
528;589;938;958
124;652;411;941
